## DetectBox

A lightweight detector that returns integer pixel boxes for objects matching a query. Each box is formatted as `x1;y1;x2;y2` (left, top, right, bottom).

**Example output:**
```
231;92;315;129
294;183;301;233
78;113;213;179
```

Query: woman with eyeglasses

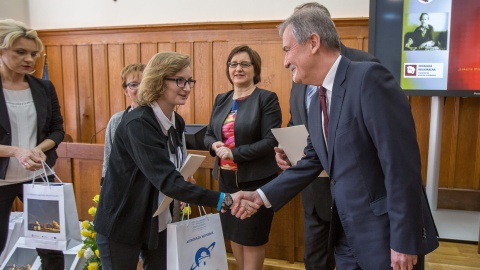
94;52;254;270
204;45;282;270
0;19;65;269
101;63;145;186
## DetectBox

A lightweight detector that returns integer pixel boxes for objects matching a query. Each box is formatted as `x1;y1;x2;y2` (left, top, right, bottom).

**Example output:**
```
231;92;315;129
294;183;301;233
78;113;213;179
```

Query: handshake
223;191;265;220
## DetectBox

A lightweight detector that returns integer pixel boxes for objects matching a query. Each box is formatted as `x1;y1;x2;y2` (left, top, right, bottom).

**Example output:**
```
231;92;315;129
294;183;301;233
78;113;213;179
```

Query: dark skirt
218;169;277;246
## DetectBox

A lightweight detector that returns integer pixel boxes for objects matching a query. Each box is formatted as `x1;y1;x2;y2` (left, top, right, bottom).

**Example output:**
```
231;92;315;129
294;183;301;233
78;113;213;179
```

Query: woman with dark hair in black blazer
0;19;65;269
204;45;282;270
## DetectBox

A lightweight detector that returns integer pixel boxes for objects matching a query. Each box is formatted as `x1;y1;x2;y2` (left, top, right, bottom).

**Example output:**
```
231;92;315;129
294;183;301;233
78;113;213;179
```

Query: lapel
327;56;349;171
0;79;11;134
213;90;235;141
308;93;329;172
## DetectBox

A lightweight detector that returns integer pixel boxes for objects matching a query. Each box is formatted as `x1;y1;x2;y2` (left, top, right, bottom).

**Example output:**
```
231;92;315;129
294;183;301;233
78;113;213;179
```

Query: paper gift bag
167;210;228;270
23;162;82;251
0;212;24;265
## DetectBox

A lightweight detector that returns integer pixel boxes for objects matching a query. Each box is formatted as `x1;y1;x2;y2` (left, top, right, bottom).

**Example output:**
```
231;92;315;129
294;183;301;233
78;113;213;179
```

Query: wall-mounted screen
369;0;480;97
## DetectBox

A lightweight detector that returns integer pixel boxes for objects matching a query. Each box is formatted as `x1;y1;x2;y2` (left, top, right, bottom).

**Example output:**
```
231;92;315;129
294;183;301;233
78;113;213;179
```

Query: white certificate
271;125;309;166
153;154;206;217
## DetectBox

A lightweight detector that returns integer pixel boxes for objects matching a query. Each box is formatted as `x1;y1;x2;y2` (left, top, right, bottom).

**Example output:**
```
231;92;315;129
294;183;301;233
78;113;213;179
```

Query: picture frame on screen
369;0;480;97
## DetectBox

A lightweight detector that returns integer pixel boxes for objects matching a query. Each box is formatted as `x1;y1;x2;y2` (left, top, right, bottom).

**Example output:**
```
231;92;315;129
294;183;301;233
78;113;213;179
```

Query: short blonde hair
121;63;146;89
0;19;43;52
137;52;191;106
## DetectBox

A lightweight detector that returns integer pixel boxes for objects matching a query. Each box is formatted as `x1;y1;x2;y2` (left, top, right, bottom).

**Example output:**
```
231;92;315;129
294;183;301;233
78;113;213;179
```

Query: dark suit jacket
289;44;379;220
0;75;64;179
204;87;282;182
263;57;438;269
95;106;220;249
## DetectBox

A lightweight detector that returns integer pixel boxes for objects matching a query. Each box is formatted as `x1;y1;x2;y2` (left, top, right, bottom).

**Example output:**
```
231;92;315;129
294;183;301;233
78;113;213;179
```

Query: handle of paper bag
31;160;63;187
180;204;208;223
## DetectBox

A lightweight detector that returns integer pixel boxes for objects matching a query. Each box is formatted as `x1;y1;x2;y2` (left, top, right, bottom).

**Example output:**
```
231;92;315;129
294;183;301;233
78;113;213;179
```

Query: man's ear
309;33;321;54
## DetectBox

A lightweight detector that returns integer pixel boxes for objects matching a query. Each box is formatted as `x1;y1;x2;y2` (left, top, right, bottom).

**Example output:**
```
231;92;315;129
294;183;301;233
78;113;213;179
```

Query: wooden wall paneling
211;42;230;108
446;97;460;188
140;42;157;65
107;44;125;118
61;45;79;141
122;43;140;109
91;44;109;144
453;98;480;189
409;96;431;183
157;42;175;53
192;42;213;124
439;97;454;187
175;42;194;123
45;46;65;124
73;158;103;221
76;45;95;143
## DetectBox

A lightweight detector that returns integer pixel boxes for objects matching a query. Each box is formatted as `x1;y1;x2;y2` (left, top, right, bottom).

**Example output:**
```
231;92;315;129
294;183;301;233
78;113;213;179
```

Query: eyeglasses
126;82;140;90
164;78;196;88
227;62;252;69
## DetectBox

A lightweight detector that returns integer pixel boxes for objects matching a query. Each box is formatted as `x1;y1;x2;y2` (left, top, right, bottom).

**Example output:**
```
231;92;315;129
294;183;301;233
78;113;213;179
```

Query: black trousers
0;182;64;270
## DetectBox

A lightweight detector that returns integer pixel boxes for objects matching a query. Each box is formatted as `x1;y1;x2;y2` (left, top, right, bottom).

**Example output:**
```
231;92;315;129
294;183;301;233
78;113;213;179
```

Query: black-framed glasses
164;78;196;88
227;62;252;69
126;82;140;90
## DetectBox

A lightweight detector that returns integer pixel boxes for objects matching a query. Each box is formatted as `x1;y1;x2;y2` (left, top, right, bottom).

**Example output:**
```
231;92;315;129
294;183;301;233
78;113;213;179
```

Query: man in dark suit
275;3;379;270
234;7;438;270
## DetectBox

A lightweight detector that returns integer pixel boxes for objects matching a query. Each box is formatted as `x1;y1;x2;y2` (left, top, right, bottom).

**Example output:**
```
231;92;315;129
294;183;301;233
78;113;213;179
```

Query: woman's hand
14;147;43;171
215;146;233;160
211;141;225;151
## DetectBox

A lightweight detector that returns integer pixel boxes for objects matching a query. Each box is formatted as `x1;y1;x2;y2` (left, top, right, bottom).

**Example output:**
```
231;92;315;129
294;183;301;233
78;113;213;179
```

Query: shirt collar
151;101;175;135
322;55;342;93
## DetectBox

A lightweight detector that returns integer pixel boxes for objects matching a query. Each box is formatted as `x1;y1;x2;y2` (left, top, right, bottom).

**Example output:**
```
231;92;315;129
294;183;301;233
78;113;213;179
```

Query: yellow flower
95;249;100;257
91;232;96;239
81;230;92;238
88;206;97;216
87;261;99;270
182;206;192;216
77;248;85;258
81;220;90;230
93;194;100;203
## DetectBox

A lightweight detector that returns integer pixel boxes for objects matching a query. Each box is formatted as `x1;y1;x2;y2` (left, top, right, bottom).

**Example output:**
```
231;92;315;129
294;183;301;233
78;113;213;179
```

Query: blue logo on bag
190;242;216;270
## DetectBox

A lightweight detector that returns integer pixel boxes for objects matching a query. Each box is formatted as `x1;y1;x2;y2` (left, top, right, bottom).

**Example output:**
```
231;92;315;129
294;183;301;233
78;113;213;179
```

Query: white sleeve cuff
256;188;272;208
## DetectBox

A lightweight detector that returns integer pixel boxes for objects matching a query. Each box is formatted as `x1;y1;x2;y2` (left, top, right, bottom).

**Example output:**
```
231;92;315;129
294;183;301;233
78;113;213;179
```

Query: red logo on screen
405;65;417;77
418;0;433;3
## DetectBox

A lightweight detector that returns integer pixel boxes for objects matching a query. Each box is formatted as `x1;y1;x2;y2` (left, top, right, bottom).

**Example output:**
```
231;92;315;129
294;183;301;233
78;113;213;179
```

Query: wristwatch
222;193;233;210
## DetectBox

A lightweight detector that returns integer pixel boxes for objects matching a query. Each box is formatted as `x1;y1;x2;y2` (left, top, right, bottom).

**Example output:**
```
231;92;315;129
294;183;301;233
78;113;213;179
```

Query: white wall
1;0;369;29
0;0;30;25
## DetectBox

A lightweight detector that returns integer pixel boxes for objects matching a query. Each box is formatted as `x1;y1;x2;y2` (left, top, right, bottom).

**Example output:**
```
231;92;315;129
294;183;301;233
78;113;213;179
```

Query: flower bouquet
78;195;101;270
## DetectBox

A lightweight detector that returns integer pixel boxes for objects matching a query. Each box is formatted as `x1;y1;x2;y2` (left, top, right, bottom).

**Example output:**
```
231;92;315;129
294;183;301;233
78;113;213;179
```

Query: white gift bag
0;212;24;265
23;161;82;251
167;207;228;270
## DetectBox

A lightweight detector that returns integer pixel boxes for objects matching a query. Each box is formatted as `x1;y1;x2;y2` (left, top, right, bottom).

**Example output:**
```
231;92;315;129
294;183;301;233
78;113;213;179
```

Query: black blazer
0;75;64;179
204;87;282;182
262;57;438;268
288;43;379;219
95;106;220;249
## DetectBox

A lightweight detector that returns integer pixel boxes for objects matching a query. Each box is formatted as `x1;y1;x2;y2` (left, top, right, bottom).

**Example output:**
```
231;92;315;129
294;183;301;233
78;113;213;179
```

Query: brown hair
121;63;146;89
225;45;262;85
137;52;191;106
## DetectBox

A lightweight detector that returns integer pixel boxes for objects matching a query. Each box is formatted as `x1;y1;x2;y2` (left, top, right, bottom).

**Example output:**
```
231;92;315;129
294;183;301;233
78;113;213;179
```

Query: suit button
422;228;427;239
330;179;336;185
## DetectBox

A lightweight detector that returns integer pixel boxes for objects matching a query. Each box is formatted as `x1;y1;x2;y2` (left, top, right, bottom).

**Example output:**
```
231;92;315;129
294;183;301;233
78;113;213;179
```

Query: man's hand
274;146;291;170
391;249;418;270
228;191;264;219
